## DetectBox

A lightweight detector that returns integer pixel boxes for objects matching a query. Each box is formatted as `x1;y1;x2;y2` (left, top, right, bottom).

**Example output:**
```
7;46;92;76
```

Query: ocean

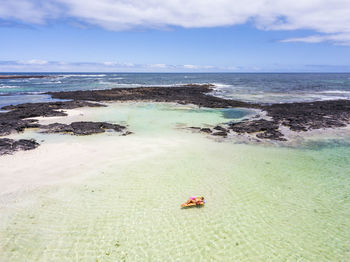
1;73;350;108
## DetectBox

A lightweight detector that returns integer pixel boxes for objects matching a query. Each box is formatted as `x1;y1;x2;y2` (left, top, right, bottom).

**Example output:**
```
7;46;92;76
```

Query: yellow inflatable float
181;196;205;208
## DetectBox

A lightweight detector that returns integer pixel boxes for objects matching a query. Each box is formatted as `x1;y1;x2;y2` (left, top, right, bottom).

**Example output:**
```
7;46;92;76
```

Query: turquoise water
0;103;349;261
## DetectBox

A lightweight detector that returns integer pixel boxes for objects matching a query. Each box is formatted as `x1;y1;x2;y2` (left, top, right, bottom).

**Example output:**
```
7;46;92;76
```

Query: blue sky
0;0;350;72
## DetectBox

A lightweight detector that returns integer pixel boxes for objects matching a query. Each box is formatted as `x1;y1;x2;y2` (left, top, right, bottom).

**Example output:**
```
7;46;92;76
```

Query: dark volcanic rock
0;98;130;150
41;123;72;133
48;84;255;109
256;130;287;141
2;100;104;119
200;128;212;133
229;119;279;133
0;138;39;155
122;131;133;136
0;119;40;136
0;101;104;136
213;126;227;132
189;126;227;137
229;119;285;140
2;84;350;142
48;84;350;141
212;131;228;137
263;100;350;132
188;126;211;133
41;121;126;135
0;75;49;79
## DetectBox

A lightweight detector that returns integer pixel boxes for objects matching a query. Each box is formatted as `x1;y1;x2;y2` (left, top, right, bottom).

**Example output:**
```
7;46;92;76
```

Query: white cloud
1;0;350;44
0;0;61;24
103;61;116;66
0;60;224;72
148;64;168;68
1;60;349;72
183;64;214;69
281;33;350;46
18;59;48;65
183;64;198;69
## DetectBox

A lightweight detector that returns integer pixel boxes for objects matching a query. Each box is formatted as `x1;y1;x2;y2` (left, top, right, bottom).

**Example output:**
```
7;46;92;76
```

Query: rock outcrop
0;101;104;136
49;84;350;141
2;84;350;142
0;138;39;155
0;75;50;79
40;121;127;136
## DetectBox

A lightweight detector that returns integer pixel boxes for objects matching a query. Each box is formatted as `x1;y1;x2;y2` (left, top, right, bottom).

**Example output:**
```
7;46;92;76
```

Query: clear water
0;103;349;261
1;73;350;108
1;73;350;260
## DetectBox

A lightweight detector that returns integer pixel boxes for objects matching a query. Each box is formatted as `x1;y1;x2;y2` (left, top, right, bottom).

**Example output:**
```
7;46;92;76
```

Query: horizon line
1;71;350;74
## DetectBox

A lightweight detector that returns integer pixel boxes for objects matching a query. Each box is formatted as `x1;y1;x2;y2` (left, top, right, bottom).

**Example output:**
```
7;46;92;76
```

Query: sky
0;0;350;72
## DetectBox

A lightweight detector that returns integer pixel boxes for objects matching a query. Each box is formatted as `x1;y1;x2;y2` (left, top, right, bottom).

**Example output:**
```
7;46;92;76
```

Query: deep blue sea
1;73;350;108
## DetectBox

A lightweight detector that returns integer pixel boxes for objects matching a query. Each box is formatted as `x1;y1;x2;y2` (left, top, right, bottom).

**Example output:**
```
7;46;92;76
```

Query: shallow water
0;103;350;261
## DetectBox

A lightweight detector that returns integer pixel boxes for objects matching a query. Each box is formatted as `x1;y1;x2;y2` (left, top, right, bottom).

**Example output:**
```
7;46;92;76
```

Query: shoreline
46;84;350;135
1;84;350;154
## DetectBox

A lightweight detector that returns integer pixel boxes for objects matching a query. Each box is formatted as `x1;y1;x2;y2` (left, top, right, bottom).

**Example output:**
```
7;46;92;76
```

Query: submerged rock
40;121;127;135
189;126;228;137
256;130;287;141
189;126;201;130
122;131;133;136
0;138;39;155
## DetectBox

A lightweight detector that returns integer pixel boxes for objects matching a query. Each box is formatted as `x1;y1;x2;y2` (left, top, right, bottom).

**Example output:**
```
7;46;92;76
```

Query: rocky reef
262;100;350;132
228;119;286;141
40;121;129;136
0;101;128;155
1;84;350;151
49;84;350;141
48;84;254;109
0;75;50;79
0;138;39;155
0;101;104;136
